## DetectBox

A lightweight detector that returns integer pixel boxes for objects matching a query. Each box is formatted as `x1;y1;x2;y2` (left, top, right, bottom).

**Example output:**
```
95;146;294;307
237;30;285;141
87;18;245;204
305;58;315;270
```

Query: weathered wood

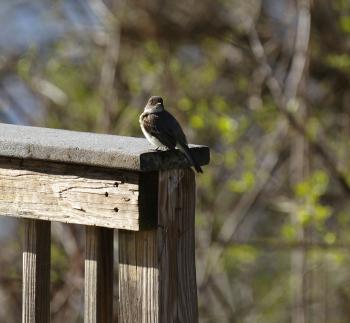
0;122;210;171
0;124;206;321
85;226;114;323
22;219;51;323
118;168;198;323
0;157;158;230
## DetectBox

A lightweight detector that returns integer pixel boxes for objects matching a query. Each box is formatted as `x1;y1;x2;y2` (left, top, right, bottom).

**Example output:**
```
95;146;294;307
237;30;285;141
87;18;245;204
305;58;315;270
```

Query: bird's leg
154;146;167;151
154;147;163;152
154;146;171;152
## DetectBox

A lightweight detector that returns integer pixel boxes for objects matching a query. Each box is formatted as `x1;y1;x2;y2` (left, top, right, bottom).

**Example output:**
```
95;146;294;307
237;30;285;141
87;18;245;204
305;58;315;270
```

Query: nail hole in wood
105;192;109;197
114;207;119;212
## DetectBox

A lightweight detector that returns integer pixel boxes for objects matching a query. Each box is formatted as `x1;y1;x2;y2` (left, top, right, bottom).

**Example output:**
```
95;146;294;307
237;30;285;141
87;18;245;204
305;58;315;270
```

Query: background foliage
0;0;350;322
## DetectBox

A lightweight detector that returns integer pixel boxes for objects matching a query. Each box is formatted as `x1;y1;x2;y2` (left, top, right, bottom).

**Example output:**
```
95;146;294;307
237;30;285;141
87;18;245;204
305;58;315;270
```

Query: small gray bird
140;96;203;173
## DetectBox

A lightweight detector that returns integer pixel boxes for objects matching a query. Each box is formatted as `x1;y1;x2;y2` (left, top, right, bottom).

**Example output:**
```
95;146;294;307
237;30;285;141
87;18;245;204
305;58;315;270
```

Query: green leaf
190;115;204;129
324;232;336;244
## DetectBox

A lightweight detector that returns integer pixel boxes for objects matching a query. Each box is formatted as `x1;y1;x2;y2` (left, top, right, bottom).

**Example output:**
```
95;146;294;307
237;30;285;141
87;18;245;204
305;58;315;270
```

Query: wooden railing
0;123;209;323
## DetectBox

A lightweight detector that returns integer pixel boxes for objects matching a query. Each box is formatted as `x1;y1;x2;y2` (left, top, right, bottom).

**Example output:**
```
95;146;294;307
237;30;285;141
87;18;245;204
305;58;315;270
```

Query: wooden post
22;219;51;323
85;226;114;323
118;168;198;323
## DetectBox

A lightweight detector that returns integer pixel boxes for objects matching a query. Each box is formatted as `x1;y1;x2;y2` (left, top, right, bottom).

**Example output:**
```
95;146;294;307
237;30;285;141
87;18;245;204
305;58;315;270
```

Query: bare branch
249;25;350;195
285;0;311;100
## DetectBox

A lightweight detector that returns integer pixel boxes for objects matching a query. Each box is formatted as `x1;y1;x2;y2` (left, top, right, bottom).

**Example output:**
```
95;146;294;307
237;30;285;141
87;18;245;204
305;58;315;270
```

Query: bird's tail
177;144;203;173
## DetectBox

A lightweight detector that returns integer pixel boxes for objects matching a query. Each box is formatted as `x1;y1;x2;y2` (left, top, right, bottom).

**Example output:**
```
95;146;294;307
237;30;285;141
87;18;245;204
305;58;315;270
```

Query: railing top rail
0;123;209;171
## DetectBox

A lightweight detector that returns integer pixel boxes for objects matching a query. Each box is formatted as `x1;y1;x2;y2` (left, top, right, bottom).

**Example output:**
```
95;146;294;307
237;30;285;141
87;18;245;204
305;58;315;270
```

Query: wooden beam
22;219;51;323
85;226;114;323
0;157;150;230
118;169;198;323
0;122;210;171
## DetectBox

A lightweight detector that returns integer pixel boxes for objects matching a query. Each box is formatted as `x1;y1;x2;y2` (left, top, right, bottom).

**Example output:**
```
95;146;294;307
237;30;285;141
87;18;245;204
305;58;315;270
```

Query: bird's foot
154;146;168;152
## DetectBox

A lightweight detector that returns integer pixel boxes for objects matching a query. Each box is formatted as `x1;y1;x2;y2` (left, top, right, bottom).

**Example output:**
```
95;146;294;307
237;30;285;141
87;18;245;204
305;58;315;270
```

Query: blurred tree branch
206;275;238;323
199;141;288;291
249;25;350;195
99;18;121;131
228;239;350;250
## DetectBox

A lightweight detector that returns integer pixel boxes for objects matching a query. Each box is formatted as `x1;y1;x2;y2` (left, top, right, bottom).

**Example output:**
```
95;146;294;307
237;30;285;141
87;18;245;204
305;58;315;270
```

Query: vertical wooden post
118;168;198;323
22;219;51;323
85;226;114;323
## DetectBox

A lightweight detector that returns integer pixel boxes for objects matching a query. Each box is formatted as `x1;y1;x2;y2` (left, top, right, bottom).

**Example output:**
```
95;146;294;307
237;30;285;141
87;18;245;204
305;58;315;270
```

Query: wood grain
0;157;144;230
22;219;51;323
85;226;114;323
118;168;198;323
118;230;158;322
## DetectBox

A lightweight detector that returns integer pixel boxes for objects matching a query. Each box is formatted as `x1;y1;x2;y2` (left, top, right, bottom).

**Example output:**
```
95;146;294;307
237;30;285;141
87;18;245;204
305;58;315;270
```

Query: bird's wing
161;112;203;172
142;112;177;149
162;111;188;146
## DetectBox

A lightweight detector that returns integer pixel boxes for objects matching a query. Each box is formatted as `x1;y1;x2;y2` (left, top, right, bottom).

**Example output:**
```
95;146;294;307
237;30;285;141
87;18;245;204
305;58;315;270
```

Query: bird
139;96;203;173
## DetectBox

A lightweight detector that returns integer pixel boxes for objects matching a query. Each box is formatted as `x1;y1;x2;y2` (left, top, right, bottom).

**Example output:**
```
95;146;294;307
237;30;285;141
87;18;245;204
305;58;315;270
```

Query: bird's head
144;96;165;113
